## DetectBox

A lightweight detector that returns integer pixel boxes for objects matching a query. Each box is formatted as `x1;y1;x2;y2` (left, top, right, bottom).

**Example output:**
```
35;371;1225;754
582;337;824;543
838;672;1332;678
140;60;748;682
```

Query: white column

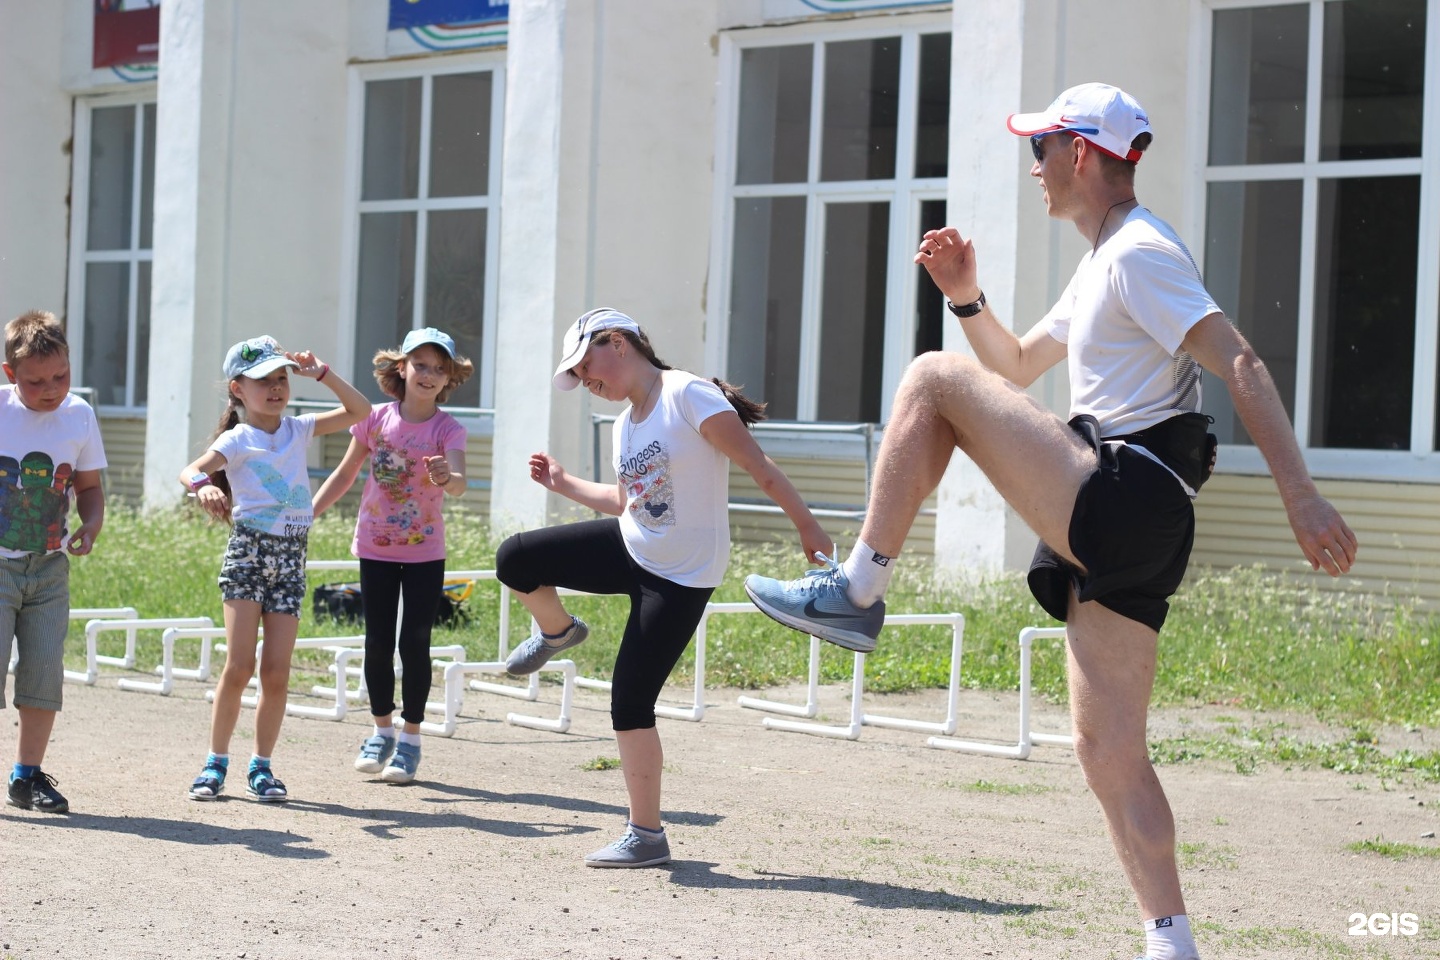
489;0;572;536
932;1;1039;575
143;0;235;509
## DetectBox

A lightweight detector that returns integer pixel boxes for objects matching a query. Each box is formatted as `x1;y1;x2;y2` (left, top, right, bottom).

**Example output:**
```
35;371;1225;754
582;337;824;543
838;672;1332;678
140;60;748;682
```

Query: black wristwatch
946;291;986;318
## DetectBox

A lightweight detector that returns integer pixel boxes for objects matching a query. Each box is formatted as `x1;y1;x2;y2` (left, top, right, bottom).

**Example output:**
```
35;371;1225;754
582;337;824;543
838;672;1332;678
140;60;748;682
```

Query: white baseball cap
553;308;643;391
1006;82;1151;163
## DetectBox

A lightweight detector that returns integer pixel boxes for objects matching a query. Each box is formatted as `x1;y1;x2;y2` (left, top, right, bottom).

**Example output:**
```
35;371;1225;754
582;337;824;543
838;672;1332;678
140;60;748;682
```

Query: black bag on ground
310;578;475;627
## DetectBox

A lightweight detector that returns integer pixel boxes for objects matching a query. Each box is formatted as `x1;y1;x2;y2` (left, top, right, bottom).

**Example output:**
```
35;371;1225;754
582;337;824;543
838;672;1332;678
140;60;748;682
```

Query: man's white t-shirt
209;413;318;537
613;371;735;588
1042;207;1220;437
0;386;108;558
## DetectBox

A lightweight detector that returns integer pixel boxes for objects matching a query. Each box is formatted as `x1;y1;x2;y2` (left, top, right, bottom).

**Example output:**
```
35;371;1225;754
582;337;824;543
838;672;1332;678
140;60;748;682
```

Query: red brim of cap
1006;112;1065;137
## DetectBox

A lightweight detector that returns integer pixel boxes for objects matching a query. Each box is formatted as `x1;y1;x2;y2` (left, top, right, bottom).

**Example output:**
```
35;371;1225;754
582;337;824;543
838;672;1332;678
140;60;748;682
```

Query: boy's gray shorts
0;551;71;711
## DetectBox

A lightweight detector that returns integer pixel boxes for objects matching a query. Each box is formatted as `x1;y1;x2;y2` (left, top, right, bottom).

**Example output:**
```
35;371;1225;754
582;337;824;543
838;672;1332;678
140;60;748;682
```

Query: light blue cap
223;335;296;380
401;327;456;358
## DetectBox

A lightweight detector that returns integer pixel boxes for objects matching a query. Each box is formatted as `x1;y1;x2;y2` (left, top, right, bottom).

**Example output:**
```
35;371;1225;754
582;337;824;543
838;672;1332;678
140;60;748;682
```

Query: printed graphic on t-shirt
0;451;75;552
618;438;675;530
247;460;313;537
363;437;438;548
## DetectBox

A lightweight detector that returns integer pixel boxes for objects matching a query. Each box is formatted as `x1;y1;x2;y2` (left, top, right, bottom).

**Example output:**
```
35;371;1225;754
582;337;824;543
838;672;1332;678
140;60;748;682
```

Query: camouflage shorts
217;523;309;617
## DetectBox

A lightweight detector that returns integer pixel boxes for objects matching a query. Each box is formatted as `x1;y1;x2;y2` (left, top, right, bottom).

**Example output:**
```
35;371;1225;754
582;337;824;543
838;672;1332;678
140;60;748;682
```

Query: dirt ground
2;674;1437;960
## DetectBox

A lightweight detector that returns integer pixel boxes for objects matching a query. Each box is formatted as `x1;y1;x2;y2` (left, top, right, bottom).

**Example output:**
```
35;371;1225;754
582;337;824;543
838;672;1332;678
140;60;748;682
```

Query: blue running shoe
584;826;672;868
744;559;885;653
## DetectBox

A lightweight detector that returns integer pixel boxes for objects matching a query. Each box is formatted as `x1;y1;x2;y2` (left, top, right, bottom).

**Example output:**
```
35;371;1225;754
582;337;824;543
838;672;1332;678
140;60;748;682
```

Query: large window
716;24;950;423
67;96;156;410
346;59;504;407
1202;0;1437;465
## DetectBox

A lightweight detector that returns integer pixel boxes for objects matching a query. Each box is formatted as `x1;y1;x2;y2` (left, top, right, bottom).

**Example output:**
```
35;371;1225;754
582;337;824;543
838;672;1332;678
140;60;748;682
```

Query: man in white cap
745;82;1358;960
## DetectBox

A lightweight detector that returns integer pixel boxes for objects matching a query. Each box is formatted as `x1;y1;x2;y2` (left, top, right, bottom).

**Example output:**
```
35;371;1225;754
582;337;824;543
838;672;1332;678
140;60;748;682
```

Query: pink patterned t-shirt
350;402;467;563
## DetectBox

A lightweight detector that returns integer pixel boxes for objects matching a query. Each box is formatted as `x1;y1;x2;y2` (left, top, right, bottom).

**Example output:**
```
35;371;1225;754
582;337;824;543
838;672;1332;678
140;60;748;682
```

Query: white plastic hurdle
117;622;227;695
80;617;215;686
7;606;140;679
927;626;1074;759
434;658;578;736
209;636;366;720
537;586;711;722
740;612;965;741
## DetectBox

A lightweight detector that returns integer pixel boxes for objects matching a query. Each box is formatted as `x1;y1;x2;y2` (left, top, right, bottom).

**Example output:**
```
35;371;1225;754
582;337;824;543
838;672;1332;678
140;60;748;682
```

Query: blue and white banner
387;0;509;55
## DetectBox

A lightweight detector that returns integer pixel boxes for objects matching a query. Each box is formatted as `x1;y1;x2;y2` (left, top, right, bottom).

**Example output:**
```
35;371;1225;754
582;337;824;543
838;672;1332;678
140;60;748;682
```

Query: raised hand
287;350;328;379
914;226;981;305
528;452;567;491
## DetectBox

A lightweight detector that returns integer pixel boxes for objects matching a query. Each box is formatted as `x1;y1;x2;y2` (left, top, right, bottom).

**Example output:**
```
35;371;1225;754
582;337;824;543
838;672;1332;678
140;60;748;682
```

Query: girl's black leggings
494;518;713;731
359;557;446;725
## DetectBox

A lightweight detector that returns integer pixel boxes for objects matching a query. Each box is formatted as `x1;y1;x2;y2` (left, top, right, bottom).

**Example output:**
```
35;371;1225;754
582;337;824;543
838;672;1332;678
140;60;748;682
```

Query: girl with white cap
496;307;831;867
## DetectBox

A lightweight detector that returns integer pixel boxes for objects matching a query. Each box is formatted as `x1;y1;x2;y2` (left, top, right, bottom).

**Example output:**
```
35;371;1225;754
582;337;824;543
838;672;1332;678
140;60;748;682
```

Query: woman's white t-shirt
1042;207;1220;437
613;371;735;588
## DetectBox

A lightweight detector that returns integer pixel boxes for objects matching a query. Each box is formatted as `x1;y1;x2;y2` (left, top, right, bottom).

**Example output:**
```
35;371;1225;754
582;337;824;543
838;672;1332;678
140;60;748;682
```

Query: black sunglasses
1030;130;1076;163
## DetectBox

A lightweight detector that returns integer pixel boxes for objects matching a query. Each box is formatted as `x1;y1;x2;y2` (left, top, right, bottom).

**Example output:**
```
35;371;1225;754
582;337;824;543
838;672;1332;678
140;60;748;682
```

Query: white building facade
2;0;1437;601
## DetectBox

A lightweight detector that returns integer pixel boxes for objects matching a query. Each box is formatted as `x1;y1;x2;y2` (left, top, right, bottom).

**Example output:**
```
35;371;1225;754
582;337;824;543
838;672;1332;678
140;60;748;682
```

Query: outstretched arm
699;410;832;563
312;437;367;517
1182;313;1357;576
290;351;371;436
530;452;625;516
915;227;1066;387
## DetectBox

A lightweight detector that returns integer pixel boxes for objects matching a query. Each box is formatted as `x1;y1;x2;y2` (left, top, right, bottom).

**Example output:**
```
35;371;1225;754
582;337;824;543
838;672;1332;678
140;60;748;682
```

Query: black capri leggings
494;518;713;731
359;557;446;725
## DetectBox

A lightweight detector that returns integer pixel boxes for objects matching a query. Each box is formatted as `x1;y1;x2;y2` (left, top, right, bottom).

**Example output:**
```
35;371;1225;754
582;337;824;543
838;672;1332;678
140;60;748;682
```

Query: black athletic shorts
1027;419;1195;632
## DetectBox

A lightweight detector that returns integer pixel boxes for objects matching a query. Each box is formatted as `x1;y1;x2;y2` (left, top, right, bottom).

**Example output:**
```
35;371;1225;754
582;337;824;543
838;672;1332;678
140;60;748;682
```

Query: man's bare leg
1066;589;1196;957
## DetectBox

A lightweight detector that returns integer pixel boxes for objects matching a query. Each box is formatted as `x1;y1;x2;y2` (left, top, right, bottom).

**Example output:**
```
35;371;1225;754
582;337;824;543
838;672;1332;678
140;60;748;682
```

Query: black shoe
7;769;70;813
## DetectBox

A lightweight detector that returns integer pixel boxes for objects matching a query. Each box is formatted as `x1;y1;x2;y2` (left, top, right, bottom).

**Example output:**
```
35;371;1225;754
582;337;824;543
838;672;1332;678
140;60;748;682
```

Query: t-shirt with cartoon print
349;402;467;563
0;386;108;558
210;413;318;538
614;370;736;589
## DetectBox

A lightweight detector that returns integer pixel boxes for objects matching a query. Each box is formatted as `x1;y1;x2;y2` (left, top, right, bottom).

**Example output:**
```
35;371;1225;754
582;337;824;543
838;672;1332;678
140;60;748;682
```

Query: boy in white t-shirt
746;84;1357;960
2;310;107;814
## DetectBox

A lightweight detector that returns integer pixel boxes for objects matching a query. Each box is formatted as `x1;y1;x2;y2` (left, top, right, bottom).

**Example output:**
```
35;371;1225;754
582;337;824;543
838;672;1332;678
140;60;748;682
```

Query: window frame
66;90;156;415
338;52;506;413
709;13;951;426
1190;0;1440;482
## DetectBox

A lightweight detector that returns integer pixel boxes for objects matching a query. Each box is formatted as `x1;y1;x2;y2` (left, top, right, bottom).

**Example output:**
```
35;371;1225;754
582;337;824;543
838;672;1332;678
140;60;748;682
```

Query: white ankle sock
628;820;664;838
840;539;893;608
373;725;394;739
1144;915;1198;960
397;730;421;746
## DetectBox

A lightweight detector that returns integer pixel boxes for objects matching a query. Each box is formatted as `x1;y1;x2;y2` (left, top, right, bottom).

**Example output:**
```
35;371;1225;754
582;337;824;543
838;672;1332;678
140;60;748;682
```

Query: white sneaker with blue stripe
744;558;886;653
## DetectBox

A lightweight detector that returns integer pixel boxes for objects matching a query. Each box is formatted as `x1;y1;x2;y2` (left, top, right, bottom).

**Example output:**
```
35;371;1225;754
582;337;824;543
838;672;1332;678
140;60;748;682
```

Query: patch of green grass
1347;836;1440;860
578;756;621;772
1175;840;1239;870
957;778;1053;796
1149;726;1440;784
67;510;1440;739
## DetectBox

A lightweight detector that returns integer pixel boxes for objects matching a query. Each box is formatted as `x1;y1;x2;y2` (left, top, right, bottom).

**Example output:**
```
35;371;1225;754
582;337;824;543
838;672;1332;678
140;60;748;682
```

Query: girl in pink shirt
313;328;473;784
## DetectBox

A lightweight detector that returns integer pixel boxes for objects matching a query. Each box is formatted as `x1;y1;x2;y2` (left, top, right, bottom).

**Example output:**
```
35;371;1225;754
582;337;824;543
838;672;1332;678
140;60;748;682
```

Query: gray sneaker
505;617;589;675
584;826;671;868
380;741;421;784
744;560;885;653
354;733;396;774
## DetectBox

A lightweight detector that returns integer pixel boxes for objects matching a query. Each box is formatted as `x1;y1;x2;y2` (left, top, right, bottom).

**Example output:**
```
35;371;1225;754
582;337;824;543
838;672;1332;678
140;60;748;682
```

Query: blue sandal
188;762;227;802
246;766;288;803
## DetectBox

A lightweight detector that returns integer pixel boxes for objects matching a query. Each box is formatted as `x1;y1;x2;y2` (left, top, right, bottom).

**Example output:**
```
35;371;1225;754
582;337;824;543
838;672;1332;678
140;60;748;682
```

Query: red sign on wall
93;1;161;69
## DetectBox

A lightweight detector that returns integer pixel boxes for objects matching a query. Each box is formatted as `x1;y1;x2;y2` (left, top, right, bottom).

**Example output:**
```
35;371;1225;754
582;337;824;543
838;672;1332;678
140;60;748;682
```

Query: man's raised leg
745;351;1095;650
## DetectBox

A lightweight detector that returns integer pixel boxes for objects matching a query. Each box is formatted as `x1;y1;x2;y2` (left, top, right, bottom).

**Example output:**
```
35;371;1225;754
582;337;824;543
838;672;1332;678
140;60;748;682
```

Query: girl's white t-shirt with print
210;413;318;537
613;371;735;588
